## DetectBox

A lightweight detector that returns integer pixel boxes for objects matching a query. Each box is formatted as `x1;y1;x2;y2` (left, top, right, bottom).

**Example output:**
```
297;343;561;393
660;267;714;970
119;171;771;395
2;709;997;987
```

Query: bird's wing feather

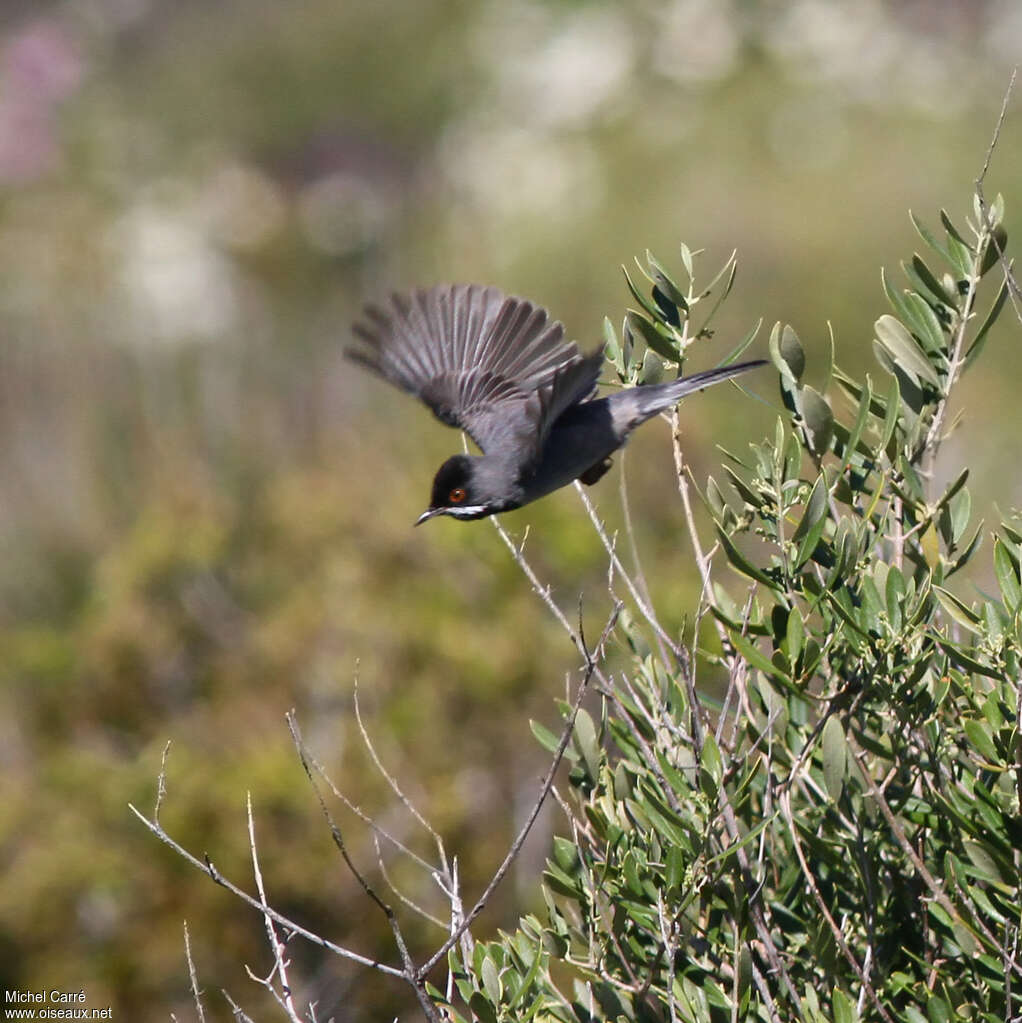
349;284;602;465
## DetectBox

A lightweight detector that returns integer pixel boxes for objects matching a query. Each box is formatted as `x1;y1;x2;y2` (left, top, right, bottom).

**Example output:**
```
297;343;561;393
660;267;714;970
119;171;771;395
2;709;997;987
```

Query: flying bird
348;284;764;524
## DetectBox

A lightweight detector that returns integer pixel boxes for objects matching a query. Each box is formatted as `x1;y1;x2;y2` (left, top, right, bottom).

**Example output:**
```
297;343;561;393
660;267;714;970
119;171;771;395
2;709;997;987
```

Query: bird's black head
415;454;496;525
416;455;525;525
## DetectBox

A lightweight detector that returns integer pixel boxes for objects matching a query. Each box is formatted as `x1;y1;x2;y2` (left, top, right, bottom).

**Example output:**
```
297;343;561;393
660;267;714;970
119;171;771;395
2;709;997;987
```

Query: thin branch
353;676;448;876
286;714;443;1023
976;68;1022;327
617;450;671;668
574;482;691;674
371;832;447;930
220;989;256;1023
183;920;207;1023
289;738;436;877
128;803;405;979
156;740;171;822
247;792;302;1023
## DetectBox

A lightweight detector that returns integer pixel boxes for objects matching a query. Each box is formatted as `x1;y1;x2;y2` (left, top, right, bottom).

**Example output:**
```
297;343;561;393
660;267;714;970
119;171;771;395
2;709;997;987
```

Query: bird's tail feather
629;359;766;423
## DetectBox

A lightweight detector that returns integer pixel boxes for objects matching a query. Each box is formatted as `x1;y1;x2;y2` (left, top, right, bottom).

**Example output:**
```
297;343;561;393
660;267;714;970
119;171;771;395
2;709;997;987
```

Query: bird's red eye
448;487;467;504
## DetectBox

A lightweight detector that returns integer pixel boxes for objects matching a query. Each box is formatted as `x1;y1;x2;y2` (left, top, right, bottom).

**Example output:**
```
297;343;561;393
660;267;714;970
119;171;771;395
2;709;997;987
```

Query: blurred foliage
445;199;1022;1021
0;0;1019;1019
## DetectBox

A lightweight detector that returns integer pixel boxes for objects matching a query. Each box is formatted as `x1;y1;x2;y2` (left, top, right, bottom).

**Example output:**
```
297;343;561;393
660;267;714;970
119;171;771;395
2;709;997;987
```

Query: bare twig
574;482;691;675
287;714;442;1023
220;989;256;1023
617;450;672;668
156;740;172;822
128;803;405;979
372;832;447;930
976;68;1022;327
183;920;207;1023
247;793;302;1023
290;738;436;876
353;676;448;876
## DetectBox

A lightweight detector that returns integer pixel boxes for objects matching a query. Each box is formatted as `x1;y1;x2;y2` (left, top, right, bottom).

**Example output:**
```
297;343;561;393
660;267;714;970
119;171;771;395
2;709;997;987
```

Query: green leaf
879;371;901;455
945;521;983;576
530;719;566;756
718;316;763;366
679;241;694;279
964;277;1007;373
728;629;791;687
910;210;956;272
625;309;680;363
993;537;1021;608
837;376;872;474
573;709;602;781
701;732;723;787
665;845;685;891
646;250;689;309
962;839;1006;884
903;291;948;355
885;565;906;632
936;638;1001;679
778;324;806;381
933;586;981;630
639;347;665;385
792;473;829;562
963;718;999;763
874;314;941;388
980;223;1008;275
695;257;738;336
832;986;857;1023
469;991;499;1023
905;253;957;308
552;837;580;875
926;994;952;1023
481;956;502;1005
940;209;975;278
622;265;666;323
792;474;828;544
602;316;621;369
786;605;805;664
722;462;764;510
822;715;847;802
799;384;834;456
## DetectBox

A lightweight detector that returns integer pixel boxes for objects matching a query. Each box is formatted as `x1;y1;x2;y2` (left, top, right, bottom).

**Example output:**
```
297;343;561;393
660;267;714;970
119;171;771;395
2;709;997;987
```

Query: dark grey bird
348;284;764;524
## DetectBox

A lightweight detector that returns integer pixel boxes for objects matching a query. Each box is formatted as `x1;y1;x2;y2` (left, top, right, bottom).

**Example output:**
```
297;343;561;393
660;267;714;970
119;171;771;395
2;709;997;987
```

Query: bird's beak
414;507;444;526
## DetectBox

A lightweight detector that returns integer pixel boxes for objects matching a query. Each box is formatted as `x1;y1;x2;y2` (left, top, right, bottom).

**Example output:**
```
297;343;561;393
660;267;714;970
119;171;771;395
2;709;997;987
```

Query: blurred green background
1;1;1018;1019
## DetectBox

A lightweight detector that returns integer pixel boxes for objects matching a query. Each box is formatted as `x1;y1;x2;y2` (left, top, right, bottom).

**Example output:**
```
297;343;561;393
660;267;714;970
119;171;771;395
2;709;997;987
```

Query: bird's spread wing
349;284;603;466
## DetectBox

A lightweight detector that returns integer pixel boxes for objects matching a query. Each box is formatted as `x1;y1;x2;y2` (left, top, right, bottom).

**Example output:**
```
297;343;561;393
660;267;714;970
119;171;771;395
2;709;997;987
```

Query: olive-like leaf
646;250;689;309
822;715;847;802
639;347;665;385
769;322;805;382
905;253;958;309
573;708;602;782
625;310;679;363
716;527;778;589
799;384;834;456
874;315;941;388
980;224;1008;276
993;538;1021;608
964;278;1009;370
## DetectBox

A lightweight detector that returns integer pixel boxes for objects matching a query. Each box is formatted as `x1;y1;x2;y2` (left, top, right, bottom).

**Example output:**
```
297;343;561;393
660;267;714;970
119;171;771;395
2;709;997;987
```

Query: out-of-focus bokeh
1;1;1018;1019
